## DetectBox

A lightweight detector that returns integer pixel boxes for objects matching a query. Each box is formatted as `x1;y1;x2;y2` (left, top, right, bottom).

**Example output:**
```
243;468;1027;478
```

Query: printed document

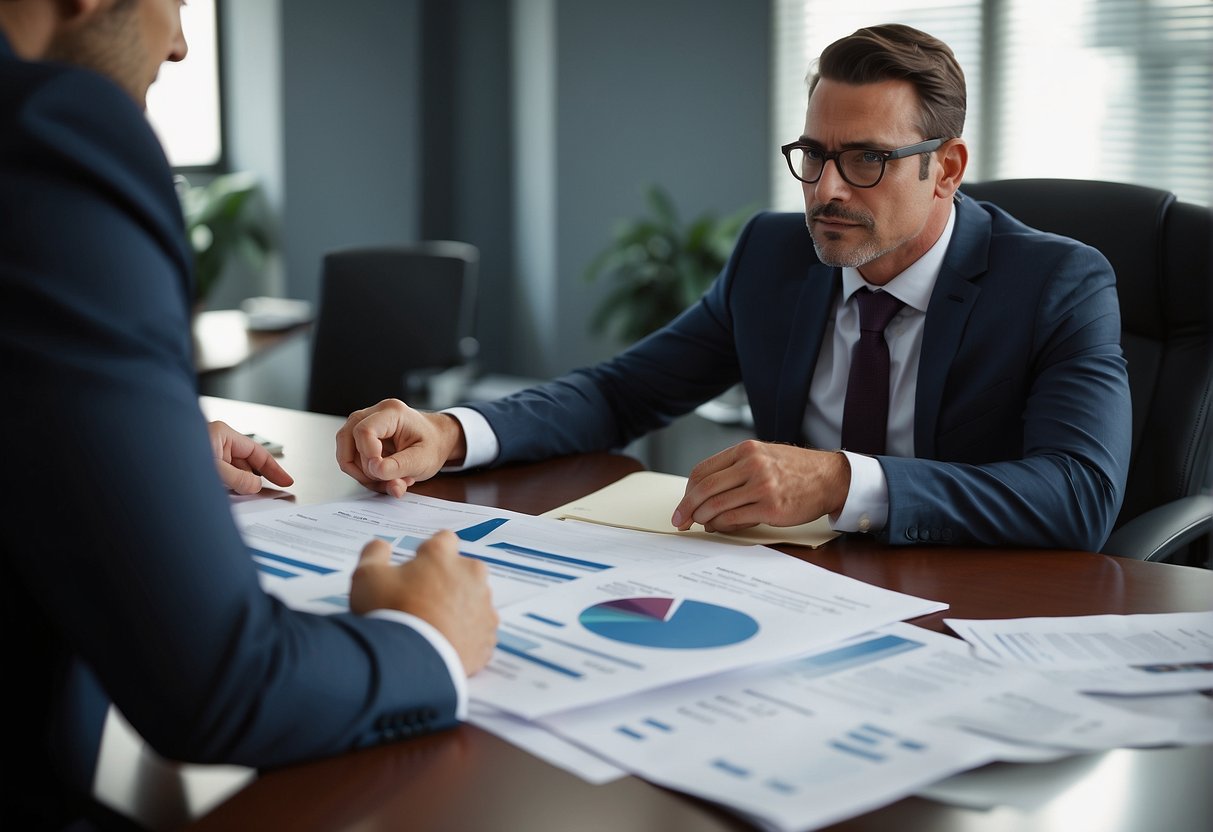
236;493;762;611
470;558;946;719
947;612;1213;694
538;623;1177;832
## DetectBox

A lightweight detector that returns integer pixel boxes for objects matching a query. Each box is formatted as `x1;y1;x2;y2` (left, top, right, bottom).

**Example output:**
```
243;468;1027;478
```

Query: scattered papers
467;703;626;785
544;470;839;548
238;493;756;611
228;491;1211;832
946;612;1213;694
471;557;946;720
537;622;1177;832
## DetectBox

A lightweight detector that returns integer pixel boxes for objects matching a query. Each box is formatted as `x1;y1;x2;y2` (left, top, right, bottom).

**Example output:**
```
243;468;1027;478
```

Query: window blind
773;0;1212;208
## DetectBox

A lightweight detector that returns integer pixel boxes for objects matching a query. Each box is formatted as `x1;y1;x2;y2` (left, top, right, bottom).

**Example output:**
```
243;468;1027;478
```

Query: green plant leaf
176;172;276;303
583;185;754;344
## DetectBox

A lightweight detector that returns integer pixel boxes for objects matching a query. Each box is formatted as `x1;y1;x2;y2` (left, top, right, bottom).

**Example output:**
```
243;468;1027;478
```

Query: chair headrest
960;178;1179;337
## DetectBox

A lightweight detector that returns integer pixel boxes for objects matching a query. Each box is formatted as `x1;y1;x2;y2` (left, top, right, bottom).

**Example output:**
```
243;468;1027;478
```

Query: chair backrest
306;241;479;416
960;178;1213;534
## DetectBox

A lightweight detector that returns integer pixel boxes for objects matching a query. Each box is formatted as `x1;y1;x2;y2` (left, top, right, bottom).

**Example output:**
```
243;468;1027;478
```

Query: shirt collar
840;202;957;313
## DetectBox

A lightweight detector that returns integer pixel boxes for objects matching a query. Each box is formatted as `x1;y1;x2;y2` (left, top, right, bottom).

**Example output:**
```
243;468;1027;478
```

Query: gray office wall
221;0;772;382
281;0;425;304
546;0;772;375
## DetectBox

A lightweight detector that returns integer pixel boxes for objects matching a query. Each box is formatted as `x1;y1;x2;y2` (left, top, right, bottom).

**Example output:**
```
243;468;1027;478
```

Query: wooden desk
184;398;1213;832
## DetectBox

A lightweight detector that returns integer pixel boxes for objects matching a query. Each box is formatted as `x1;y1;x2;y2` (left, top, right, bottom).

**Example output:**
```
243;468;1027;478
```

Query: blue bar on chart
460;551;578;582
496;630;584;678
248;547;339;580
487;541;612;573
456;517;509;541
790;633;924;679
712;759;751;778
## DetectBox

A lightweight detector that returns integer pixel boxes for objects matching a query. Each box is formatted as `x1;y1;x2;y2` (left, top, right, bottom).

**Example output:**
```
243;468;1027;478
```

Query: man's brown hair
809;23;967;143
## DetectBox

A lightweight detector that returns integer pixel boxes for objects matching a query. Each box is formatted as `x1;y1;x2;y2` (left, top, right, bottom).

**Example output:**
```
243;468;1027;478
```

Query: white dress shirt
808;205;956;533
447;205;958;536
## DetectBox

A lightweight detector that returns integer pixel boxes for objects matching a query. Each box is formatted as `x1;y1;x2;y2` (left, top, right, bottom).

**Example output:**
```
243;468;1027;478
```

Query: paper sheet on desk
544;470;840;548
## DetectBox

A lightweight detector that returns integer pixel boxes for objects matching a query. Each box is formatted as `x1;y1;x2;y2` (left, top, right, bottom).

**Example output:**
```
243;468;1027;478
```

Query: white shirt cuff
830;451;890;534
441;406;499;471
367;609;469;721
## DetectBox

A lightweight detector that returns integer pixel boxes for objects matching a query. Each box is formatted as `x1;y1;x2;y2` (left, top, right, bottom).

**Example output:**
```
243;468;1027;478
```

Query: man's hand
671;440;851;533
208;421;294;495
350;532;498;675
336;399;467;498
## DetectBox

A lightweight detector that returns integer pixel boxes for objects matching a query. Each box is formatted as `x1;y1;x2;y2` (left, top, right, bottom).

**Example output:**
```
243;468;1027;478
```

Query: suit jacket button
906;526;918;540
942;528;954;542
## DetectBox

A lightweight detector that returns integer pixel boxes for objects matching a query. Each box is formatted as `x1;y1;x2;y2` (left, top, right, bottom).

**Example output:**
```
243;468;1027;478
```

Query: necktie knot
855;288;904;333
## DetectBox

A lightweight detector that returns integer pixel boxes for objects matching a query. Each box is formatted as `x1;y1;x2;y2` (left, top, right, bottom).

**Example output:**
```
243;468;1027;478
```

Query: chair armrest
1101;495;1213;563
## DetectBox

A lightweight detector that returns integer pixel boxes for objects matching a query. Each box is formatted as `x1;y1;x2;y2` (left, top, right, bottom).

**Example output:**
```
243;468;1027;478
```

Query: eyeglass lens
787;148;886;187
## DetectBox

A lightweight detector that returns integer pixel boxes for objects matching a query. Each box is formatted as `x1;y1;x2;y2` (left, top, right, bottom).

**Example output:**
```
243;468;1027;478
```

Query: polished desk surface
190;397;1213;832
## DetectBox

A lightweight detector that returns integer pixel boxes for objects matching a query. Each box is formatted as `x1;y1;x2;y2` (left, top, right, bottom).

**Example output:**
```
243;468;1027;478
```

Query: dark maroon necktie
841;289;905;455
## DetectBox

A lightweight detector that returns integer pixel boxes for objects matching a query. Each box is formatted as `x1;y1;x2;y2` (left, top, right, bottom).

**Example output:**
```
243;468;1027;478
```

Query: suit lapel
915;197;991;457
773;262;839;443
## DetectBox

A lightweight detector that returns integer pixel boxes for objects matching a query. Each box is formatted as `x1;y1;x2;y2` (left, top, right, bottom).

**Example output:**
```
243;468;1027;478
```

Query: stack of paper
230;491;1212;832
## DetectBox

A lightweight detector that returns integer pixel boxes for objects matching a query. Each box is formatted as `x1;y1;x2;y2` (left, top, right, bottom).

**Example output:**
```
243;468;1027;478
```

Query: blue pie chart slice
579;597;759;649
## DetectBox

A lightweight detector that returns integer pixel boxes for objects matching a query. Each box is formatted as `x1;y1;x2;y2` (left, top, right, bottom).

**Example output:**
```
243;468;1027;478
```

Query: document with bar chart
234;493;772;613
537;622;1179;832
470;558;947;719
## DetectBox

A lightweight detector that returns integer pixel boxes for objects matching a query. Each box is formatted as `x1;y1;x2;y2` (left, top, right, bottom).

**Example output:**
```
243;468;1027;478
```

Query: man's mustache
809;204;874;229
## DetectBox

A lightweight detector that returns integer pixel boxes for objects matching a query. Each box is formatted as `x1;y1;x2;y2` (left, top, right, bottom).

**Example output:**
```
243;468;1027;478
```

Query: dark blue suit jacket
471;203;1130;552
0;35;458;828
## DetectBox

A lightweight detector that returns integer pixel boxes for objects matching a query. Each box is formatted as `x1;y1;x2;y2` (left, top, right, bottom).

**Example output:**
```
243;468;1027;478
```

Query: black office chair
961;178;1213;566
306;241;479;417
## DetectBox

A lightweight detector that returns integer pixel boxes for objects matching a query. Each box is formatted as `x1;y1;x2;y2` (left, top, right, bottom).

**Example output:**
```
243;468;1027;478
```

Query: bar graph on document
295;526;620;615
236;493;728;615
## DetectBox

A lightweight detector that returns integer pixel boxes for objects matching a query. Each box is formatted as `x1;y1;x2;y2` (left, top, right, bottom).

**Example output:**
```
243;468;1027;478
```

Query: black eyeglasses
780;138;945;188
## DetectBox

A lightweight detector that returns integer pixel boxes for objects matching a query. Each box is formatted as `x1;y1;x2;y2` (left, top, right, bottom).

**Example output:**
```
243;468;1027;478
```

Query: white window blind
146;0;223;169
773;0;1212;208
772;0;983;211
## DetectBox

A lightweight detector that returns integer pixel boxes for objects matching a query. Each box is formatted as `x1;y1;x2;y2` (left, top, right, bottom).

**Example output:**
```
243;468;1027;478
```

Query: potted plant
583;185;753;344
176;171;275;307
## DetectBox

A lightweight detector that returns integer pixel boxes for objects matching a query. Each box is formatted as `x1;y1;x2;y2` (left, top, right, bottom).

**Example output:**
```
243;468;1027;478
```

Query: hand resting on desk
672;440;852;533
208;420;295;494
336;398;466;498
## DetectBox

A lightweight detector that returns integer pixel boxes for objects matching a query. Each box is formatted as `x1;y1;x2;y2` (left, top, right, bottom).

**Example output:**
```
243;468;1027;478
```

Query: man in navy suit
339;24;1130;553
0;2;496;828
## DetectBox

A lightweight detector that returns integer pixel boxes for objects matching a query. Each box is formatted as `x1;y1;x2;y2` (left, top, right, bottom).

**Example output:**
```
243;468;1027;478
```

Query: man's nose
170;30;189;63
813;157;851;201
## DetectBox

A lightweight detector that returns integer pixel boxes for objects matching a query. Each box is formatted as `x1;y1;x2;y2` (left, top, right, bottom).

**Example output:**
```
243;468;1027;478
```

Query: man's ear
57;0;107;24
934;138;968;200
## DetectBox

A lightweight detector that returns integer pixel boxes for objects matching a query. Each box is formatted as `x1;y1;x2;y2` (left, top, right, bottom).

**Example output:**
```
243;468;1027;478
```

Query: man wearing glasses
341;24;1129;553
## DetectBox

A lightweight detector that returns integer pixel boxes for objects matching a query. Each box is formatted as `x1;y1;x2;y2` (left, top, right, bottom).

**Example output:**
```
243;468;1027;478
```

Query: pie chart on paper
578;597;760;649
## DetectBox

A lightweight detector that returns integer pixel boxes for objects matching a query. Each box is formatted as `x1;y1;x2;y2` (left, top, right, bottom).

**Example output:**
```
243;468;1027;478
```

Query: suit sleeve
466;217;762;463
1;68;459;768
880;243;1130;551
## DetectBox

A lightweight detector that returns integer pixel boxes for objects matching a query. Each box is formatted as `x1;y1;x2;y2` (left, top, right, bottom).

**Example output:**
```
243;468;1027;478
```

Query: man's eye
859;151;883;164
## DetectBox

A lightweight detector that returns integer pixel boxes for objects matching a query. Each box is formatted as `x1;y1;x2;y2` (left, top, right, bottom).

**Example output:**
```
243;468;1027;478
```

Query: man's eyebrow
798;136;895;150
